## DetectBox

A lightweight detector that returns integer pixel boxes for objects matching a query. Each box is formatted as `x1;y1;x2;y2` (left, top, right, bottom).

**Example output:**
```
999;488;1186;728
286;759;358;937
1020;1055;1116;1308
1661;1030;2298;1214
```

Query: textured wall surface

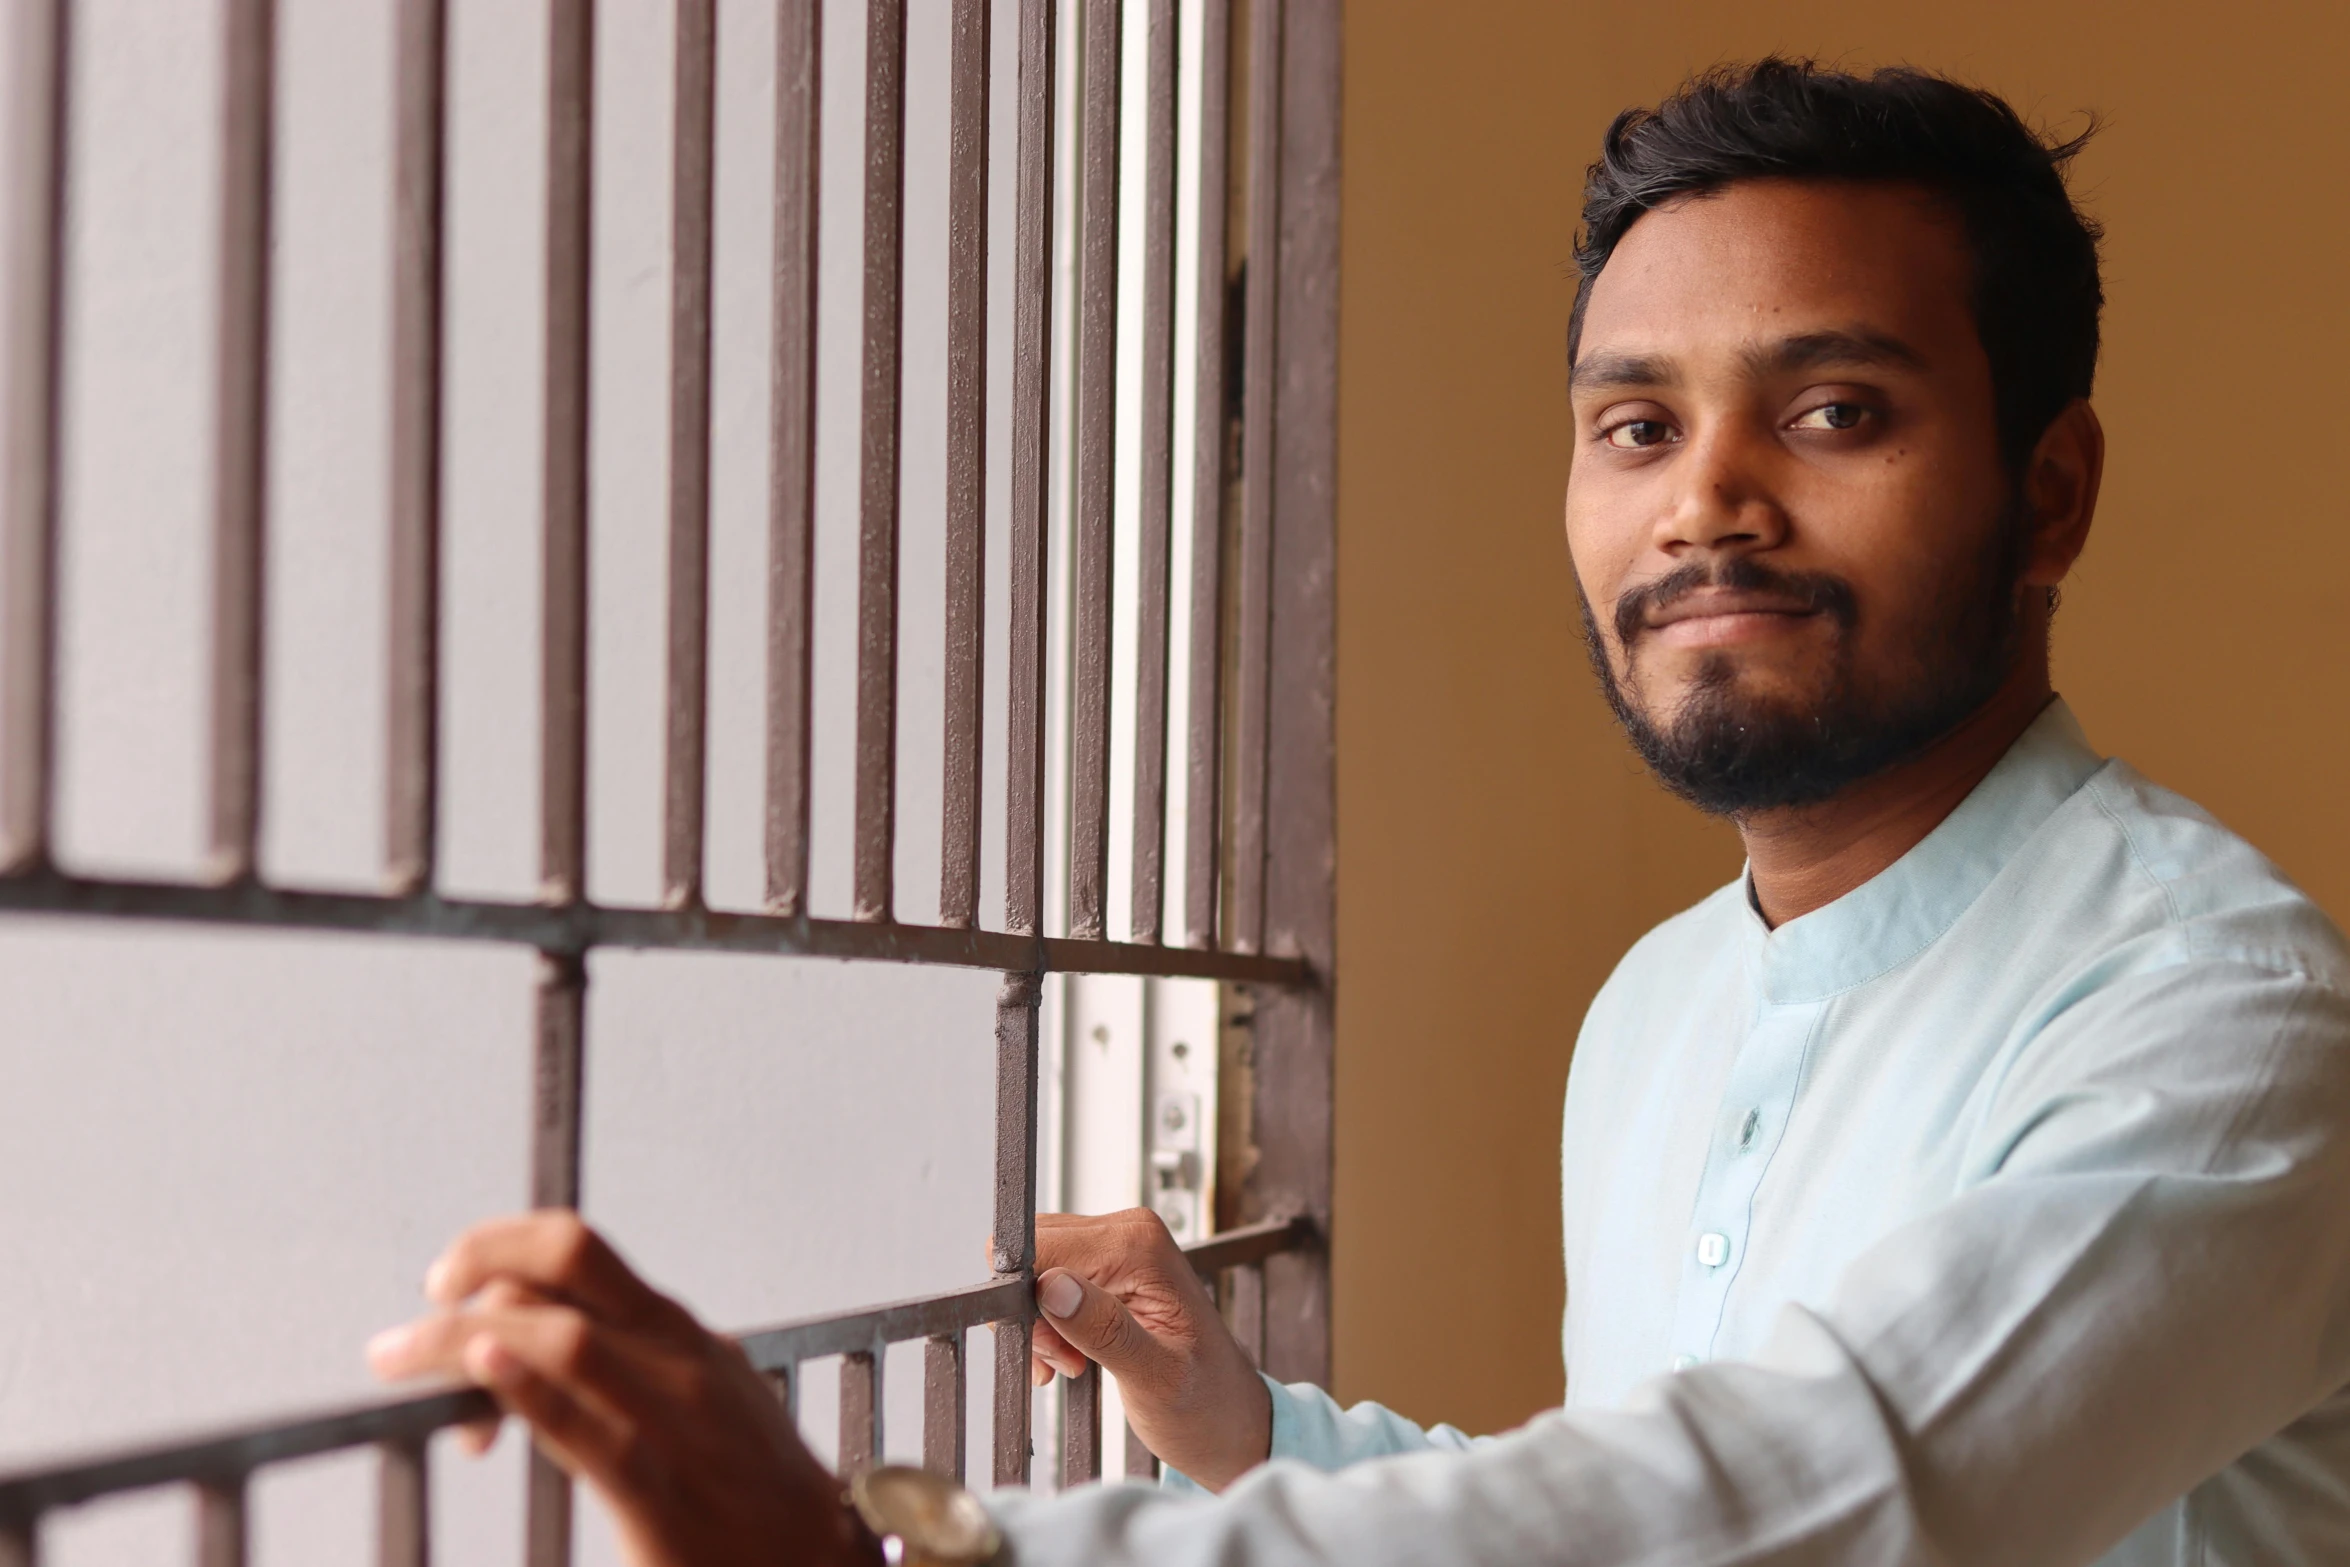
1334;0;2350;1437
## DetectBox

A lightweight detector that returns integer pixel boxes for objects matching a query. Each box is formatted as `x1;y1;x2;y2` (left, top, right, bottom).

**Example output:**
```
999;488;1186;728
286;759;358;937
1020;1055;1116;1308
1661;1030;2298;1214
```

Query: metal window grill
0;0;1336;1561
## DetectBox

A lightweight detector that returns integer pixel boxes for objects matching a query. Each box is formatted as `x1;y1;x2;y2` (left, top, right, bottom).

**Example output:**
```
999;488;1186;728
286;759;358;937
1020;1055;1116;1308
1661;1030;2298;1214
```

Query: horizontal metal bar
0;1222;1312;1517
0;1390;490;1520
737;1278;1028;1370
1177;1213;1313;1275
0;870;1314;985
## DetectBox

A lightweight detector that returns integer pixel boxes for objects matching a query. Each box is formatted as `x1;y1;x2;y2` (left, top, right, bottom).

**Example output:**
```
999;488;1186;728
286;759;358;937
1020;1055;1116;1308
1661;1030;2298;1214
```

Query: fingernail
366;1324;413;1366
422;1258;452;1302
1040;1271;1082;1319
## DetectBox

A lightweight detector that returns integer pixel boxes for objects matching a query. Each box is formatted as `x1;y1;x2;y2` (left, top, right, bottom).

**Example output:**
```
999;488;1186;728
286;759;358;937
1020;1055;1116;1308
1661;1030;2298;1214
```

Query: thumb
1035;1268;1168;1383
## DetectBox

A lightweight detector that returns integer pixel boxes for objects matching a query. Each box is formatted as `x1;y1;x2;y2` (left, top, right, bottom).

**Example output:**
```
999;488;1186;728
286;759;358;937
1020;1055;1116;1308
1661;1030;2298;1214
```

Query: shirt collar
1740;697;2106;1004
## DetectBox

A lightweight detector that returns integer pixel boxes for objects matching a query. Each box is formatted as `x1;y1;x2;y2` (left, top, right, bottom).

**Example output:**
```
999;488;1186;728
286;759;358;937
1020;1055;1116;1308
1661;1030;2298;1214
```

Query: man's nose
1650;426;1789;558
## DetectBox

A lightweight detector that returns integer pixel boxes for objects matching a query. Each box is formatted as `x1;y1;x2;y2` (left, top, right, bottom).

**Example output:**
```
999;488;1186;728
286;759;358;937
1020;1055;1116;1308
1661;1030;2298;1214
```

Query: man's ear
2017;399;2104;588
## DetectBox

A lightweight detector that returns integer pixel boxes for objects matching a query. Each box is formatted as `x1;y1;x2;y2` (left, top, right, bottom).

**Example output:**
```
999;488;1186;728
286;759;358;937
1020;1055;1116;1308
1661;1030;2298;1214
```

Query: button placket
1667;1000;1822;1370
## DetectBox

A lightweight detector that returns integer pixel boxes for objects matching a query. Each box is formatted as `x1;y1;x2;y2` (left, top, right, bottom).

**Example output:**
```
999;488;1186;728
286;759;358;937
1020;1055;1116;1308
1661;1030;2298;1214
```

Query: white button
1696;1232;1730;1268
1670;1354;1700;1372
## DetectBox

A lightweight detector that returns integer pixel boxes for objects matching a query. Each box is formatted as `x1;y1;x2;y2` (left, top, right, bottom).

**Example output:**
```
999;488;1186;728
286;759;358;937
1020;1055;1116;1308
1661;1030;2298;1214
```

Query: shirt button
1735;1108;1760;1150
1671;1354;1701;1372
1696;1232;1730;1268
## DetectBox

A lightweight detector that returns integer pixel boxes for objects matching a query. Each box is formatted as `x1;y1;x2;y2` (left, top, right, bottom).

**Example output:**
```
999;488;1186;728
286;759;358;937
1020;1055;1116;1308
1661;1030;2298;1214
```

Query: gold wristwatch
847;1465;1004;1567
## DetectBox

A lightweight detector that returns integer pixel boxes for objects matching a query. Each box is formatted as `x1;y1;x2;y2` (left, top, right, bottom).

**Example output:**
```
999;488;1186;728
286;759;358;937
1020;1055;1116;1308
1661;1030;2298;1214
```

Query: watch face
852;1466;1002;1566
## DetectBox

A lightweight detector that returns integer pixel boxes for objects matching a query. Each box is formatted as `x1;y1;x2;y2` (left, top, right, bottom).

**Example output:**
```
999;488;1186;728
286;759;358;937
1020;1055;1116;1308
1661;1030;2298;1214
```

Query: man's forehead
1574;179;1976;377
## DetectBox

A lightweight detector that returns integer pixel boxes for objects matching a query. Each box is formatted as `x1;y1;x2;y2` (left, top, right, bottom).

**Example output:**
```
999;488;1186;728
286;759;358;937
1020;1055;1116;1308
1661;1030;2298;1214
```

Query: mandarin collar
1737;698;2106;1005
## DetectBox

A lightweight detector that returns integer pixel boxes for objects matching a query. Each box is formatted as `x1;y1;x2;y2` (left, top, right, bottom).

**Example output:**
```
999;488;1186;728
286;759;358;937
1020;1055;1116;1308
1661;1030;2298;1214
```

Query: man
369;59;2350;1564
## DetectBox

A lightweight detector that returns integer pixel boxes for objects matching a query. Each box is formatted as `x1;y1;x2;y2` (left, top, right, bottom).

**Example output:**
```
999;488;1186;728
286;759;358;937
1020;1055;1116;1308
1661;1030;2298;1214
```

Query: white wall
0;1;1041;1561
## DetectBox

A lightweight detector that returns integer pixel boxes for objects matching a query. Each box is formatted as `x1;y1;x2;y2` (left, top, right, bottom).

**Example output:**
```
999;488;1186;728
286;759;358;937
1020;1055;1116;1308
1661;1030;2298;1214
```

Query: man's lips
1639;591;1822;648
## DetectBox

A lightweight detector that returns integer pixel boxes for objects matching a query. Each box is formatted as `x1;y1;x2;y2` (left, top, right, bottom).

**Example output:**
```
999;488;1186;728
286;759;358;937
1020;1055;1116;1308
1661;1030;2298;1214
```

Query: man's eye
1790;402;1868;432
1602;419;1674;450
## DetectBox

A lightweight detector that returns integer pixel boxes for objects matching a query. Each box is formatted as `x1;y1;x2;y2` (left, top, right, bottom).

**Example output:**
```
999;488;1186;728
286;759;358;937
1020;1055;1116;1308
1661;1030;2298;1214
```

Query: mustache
1611;557;1859;649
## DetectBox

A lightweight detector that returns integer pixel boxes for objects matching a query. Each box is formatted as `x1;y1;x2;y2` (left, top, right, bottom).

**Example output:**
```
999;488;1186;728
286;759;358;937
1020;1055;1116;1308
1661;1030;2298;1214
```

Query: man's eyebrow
1568;351;1678;393
1744;328;1930;378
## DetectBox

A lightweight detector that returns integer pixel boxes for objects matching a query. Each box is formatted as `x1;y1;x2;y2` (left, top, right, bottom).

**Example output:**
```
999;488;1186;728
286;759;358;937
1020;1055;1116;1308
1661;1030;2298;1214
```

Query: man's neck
1739;658;2057;928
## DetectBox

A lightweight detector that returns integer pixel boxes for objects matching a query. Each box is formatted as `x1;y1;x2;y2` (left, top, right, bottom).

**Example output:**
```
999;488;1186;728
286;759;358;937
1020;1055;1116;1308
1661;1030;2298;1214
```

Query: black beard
1577;525;2027;818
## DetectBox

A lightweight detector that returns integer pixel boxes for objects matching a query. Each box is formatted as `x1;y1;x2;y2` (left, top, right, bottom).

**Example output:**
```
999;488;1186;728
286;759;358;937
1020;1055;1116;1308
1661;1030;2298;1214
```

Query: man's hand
1028;1209;1271;1491
366;1211;875;1567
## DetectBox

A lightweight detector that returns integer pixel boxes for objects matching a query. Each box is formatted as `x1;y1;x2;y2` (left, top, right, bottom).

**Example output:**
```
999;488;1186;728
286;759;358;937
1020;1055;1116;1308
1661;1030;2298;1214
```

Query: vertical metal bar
207;0;277;886
839;1349;883;1480
852;0;909;924
385;0;447;896
1245;0;1335;1391
1059;1362;1101;1487
0;1516;31;1567
1180;0;1233;950
923;1332;967;1480
991;969;1042;1485
768;1362;800;1426
1128;0;1178;945
1216;1262;1263;1366
1123;1421;1159;1479
938;0;991;931
662;0;717;911
1225;0;1281;954
1064;0;1119;941
765;0;821;917
195;1478;247;1567
1004;0;1057;938
526;950;586;1567
0;0;69;878
377;1436;429;1567
539;0;594;907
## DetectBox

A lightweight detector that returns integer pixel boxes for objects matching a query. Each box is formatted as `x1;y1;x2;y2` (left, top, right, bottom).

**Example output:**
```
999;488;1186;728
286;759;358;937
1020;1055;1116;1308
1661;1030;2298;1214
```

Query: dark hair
1569;58;2104;476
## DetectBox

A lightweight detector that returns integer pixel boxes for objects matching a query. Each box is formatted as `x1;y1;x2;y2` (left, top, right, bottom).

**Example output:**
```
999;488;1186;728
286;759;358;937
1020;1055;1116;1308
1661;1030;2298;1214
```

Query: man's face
1565;179;2026;816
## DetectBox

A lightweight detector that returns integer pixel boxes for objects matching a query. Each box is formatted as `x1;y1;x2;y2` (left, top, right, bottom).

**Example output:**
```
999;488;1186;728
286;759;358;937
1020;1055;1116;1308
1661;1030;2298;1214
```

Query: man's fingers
425;1211;677;1331
1033;1267;1167;1383
461;1335;630;1487
1030;1318;1086;1382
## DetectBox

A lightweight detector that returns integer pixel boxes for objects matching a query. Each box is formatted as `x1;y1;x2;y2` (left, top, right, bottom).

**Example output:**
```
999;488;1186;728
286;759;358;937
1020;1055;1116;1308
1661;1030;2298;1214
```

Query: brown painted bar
991;970;1043;1486
540;0;594;909
853;0;909;924
1128;0;1179;946
195;1476;246;1567
385;0;446;896
1226;0;1282;954
1060;1362;1102;1487
1124;1421;1159;1480
207;0;276;886
663;0;717;911
376;1436;427;1567
939;0;991;932
0;870;1315;985
768;1364;799;1426
766;0;822;917
526;949;586;1567
1181;0;1234;950
839;1350;882;1480
923;1333;967;1479
1245;0;1338;1393
0;0;69;877
1004;0;1057;939
1065;0;1121;942
0;1226;1308;1517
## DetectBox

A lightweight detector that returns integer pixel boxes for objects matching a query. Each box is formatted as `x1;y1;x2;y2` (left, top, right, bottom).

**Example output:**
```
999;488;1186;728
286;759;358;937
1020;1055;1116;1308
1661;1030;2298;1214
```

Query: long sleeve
986;961;2350;1566
1158;1373;1486;1494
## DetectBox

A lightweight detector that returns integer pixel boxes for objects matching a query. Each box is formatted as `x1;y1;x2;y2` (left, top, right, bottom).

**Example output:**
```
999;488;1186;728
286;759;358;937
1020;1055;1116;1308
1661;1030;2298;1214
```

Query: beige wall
1333;0;2350;1435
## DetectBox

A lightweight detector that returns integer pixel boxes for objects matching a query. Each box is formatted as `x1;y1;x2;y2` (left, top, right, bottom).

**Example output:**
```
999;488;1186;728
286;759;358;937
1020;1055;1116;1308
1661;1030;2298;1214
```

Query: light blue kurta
994;700;2350;1565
